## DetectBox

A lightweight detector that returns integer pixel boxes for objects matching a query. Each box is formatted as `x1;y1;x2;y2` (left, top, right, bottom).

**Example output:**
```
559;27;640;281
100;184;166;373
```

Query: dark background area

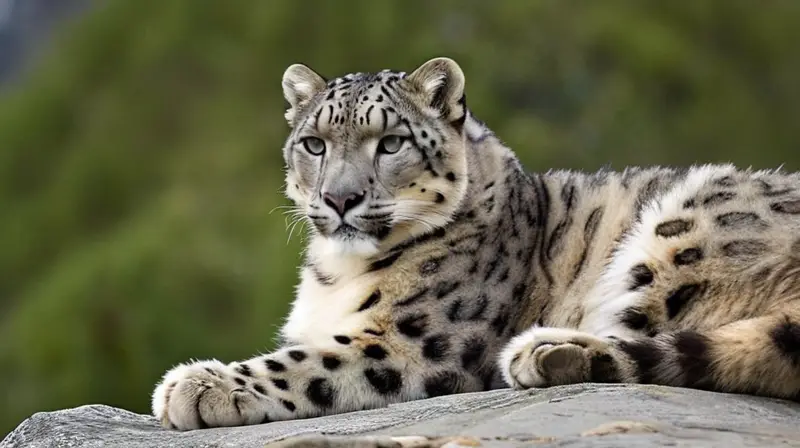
1;0;799;436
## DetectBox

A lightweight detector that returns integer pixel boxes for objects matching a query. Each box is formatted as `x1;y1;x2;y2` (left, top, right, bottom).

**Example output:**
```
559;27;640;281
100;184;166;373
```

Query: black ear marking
452;94;468;130
429;80;449;112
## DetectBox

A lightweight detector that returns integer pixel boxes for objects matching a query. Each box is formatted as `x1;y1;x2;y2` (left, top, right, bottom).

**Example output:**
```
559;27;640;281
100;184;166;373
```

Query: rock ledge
3;384;799;447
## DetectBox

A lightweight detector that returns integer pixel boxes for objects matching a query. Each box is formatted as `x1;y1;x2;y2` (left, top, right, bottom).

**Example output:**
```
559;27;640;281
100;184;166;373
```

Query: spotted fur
152;57;800;430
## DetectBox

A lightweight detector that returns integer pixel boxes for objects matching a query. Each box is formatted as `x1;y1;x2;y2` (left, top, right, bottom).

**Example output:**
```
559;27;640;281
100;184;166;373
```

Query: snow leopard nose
323;191;365;217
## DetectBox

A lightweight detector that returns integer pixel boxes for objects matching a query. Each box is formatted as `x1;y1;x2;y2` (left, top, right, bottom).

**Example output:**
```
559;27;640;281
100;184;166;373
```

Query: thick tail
612;306;800;399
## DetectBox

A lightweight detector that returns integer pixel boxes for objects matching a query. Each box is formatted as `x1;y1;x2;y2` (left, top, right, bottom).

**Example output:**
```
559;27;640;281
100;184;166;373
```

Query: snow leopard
152;57;800;430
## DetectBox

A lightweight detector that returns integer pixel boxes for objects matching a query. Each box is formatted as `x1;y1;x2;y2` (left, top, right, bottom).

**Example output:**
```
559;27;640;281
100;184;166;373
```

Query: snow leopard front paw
152;360;284;430
499;328;620;389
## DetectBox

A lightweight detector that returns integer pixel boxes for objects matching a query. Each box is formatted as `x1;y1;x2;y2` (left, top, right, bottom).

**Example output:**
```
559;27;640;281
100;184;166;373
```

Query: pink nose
323;191;365;216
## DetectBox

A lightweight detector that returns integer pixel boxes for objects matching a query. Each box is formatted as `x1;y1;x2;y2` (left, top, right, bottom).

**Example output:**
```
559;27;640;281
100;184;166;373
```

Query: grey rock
3;384;800;448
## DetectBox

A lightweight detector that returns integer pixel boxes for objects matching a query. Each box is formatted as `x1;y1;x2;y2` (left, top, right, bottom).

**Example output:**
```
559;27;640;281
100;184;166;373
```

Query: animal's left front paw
499;328;618;389
152;360;284;430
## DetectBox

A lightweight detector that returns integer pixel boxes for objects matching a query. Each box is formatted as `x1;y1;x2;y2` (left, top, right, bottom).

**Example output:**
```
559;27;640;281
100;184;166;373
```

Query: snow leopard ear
282;63;327;125
406;57;466;124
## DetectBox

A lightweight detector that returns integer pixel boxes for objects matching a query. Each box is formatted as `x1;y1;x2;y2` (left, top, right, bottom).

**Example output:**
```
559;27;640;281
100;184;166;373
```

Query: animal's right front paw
152;360;276;430
499;327;618;389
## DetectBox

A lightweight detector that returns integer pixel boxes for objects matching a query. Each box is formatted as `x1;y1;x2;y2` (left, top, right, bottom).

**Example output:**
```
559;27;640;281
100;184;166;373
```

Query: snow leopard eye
377;135;407;155
301;137;326;156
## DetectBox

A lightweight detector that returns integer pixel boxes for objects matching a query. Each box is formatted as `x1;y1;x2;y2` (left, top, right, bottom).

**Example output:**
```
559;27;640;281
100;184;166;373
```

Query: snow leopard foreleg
152;334;473;430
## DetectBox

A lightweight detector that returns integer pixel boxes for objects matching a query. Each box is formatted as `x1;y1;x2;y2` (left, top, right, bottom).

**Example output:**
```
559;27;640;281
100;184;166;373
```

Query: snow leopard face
280;58;470;255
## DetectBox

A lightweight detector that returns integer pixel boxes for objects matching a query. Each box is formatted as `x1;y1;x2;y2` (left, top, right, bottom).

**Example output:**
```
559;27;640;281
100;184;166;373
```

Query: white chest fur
280;240;380;347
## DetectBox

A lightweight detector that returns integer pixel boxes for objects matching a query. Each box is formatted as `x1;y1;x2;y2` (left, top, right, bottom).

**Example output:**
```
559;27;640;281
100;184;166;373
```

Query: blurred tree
1;0;799;436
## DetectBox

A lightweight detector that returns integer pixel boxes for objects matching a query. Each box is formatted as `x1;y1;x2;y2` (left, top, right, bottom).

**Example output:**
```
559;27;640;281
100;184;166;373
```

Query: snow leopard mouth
330;222;392;242
332;223;363;240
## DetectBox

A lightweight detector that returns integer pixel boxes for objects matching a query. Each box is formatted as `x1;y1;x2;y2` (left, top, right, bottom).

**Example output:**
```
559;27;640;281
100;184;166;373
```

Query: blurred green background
2;0;800;436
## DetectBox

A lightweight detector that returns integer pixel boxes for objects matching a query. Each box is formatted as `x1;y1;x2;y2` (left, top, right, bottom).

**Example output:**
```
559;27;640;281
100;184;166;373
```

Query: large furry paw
152;360;287;430
499;327;619;389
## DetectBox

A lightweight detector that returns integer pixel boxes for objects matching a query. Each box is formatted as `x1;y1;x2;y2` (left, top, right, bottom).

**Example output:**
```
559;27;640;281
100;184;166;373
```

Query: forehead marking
381;109;389;132
305;69;411;138
365;105;374;126
380;86;395;103
313;107;324;127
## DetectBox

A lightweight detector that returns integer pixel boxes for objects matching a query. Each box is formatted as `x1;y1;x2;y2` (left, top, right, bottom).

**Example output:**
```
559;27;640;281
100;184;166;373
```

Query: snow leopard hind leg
502;167;800;400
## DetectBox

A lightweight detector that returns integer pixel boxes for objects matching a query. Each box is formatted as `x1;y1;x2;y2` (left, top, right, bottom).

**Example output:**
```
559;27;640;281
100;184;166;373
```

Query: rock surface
3;384;800;447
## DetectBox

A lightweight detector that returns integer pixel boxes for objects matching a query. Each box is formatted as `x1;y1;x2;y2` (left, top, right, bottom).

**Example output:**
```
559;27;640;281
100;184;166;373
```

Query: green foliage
1;0;799;435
